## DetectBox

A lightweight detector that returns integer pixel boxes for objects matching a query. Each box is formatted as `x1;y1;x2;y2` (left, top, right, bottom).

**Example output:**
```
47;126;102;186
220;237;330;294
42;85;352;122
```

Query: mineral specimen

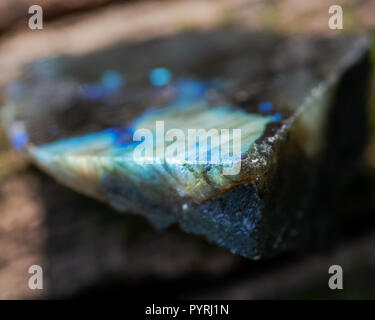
1;32;372;259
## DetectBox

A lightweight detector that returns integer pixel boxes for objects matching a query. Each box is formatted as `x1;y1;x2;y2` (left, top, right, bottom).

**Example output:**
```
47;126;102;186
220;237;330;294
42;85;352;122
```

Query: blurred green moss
217;10;236;30
260;2;280;31
342;5;362;32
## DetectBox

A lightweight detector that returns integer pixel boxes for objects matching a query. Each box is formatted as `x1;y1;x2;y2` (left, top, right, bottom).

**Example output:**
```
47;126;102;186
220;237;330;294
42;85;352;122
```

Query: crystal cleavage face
30;101;275;203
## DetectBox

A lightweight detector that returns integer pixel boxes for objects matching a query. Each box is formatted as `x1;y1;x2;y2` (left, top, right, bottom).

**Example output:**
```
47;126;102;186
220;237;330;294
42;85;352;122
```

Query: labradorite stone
1;32;372;259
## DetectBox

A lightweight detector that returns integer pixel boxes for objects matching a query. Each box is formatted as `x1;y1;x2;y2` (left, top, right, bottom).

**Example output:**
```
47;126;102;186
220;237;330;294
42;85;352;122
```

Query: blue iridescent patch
259;102;273;112
31;101;275;202
149;68;172;86
101;70;125;92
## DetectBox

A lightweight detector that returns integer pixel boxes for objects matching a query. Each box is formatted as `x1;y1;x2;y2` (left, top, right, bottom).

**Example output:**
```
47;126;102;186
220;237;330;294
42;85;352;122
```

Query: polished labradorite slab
1;31;372;259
